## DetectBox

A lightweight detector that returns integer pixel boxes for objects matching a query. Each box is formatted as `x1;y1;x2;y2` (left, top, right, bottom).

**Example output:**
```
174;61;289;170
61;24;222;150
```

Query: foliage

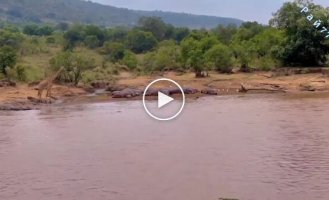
0;28;24;48
181;33;220;76
143;40;181;72
6;65;28;81
270;0;329;66
205;43;233;73
213;24;238;44
0;46;17;77
126;30;158;53
101;42;125;62
138;17;169;41
121;51;138;70
50;51;95;85
23;25;54;36
63;25;85;50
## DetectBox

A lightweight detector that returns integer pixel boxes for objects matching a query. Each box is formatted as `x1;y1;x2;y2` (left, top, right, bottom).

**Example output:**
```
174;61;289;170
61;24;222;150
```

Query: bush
142;41;181;72
82;67;117;84
50;51;96;85
101;42;125;62
205;43;233;73
15;65;27;81
126;30;158;53
121;51;138;70
46;36;56;44
0;46;17;77
84;35;100;49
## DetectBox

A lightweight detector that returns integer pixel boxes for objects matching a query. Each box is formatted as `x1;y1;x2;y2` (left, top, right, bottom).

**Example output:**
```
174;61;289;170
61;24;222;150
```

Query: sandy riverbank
1;71;329;110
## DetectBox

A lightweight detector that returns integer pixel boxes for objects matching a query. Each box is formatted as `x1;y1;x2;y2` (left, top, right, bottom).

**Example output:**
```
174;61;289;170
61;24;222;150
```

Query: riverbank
1;71;329;111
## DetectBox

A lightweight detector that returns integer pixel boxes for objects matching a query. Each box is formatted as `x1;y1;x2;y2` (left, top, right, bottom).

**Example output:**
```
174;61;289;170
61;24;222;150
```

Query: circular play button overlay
143;78;185;121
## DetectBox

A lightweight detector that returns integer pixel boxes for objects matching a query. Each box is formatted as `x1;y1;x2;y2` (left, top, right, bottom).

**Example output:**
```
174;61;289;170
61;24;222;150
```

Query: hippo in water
112;88;143;98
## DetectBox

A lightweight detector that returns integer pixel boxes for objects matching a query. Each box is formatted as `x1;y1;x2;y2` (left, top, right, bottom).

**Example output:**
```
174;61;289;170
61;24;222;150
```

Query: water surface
1;94;329;200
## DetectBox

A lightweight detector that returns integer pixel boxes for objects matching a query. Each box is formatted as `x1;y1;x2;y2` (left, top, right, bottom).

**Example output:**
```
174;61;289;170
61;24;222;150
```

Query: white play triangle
158;91;174;108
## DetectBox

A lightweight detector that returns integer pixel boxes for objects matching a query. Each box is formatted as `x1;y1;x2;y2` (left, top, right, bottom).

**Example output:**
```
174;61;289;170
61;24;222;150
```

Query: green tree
143;40;181;72
121;50;138;70
50;52;95;85
23;25;54;36
138;17;168;41
205;43;233;73
173;27;190;42
38;25;54;36
126;30;158;53
181;33;219;77
212;24;238;45
23;24;39;35
84;35;100;49
249;28;285;57
0;29;23;48
101;42;125;62
63;25;85;50
107;27;129;43
270;0;329;66
84;25;106;46
0;46;17;77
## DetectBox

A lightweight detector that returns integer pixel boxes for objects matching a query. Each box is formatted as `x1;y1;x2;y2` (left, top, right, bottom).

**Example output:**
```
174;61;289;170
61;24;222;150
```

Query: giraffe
36;67;64;99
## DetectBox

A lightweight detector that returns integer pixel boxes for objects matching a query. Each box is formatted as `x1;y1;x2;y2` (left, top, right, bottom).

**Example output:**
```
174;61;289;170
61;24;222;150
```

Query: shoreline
1;71;329;111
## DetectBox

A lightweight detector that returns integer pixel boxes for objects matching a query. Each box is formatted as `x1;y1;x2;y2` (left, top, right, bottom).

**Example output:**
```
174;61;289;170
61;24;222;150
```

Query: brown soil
1;71;329;107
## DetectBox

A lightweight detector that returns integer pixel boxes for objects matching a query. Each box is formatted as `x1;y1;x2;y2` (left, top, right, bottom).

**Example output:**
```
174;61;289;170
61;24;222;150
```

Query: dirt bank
1;71;329;110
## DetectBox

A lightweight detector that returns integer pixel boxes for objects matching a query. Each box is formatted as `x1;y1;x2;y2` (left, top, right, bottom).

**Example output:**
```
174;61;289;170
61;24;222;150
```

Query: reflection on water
0;94;329;200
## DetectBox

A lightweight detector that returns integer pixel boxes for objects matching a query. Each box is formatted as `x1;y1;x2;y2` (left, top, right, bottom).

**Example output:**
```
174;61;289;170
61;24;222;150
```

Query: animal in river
36;67;64;99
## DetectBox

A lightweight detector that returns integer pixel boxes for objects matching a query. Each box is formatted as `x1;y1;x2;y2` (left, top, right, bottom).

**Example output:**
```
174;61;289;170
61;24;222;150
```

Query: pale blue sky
91;0;329;24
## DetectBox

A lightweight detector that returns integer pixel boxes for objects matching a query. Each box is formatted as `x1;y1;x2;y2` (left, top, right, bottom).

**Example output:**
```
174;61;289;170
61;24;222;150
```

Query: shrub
50;51;96;85
205;43;233;73
121;51;138;70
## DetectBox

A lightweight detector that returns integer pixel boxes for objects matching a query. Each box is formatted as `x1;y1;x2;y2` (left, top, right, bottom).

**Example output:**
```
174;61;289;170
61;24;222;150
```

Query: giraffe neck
49;68;63;82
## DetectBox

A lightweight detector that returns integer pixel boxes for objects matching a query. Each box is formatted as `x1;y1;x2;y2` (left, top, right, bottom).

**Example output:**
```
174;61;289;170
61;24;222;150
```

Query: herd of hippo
104;85;221;98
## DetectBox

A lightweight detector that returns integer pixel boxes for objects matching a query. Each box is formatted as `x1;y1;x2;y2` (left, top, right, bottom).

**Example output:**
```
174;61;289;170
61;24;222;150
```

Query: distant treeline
0;0;328;84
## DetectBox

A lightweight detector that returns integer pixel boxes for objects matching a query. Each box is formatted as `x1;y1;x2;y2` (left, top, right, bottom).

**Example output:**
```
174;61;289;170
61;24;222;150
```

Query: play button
158;91;174;108
143;78;185;121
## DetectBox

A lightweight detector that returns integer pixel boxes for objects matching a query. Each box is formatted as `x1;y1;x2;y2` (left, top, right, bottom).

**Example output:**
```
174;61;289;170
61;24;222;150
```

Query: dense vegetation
0;0;328;85
0;0;243;29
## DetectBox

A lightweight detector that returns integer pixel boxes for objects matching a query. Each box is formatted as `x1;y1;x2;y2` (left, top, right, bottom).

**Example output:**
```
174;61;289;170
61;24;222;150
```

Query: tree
23;24;39;35
50;52;95;85
23;25;54;36
0;46;17;78
63;25;85;50
56;22;69;31
101;42;125;62
121;51;138;70
205;43;233;73
107;27;129;43
84;35;100;49
181;33;219;77
0;29;23;48
173;27;190;42
213;24;238;45
143;40;181;72
38;25;54;36
249;28;285;57
138;17;168;41
84;25;106;47
126;30;158;53
270;0;329;66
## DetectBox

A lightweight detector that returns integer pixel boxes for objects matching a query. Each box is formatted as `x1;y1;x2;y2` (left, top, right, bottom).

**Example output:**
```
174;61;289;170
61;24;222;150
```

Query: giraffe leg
38;89;43;99
46;85;52;98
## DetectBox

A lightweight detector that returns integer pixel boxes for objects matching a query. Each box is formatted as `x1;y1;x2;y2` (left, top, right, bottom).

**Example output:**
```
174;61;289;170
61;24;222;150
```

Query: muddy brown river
1;94;329;200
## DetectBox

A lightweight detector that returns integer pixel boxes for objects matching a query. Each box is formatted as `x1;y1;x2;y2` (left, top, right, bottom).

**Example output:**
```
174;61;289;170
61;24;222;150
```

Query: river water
0;94;329;200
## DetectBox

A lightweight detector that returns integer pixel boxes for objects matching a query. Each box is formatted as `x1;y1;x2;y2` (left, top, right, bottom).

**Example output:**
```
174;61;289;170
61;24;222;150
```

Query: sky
91;0;329;24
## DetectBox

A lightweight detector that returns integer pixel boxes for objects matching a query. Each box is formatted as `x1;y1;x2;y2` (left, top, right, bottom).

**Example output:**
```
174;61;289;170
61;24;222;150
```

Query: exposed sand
1;71;329;105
